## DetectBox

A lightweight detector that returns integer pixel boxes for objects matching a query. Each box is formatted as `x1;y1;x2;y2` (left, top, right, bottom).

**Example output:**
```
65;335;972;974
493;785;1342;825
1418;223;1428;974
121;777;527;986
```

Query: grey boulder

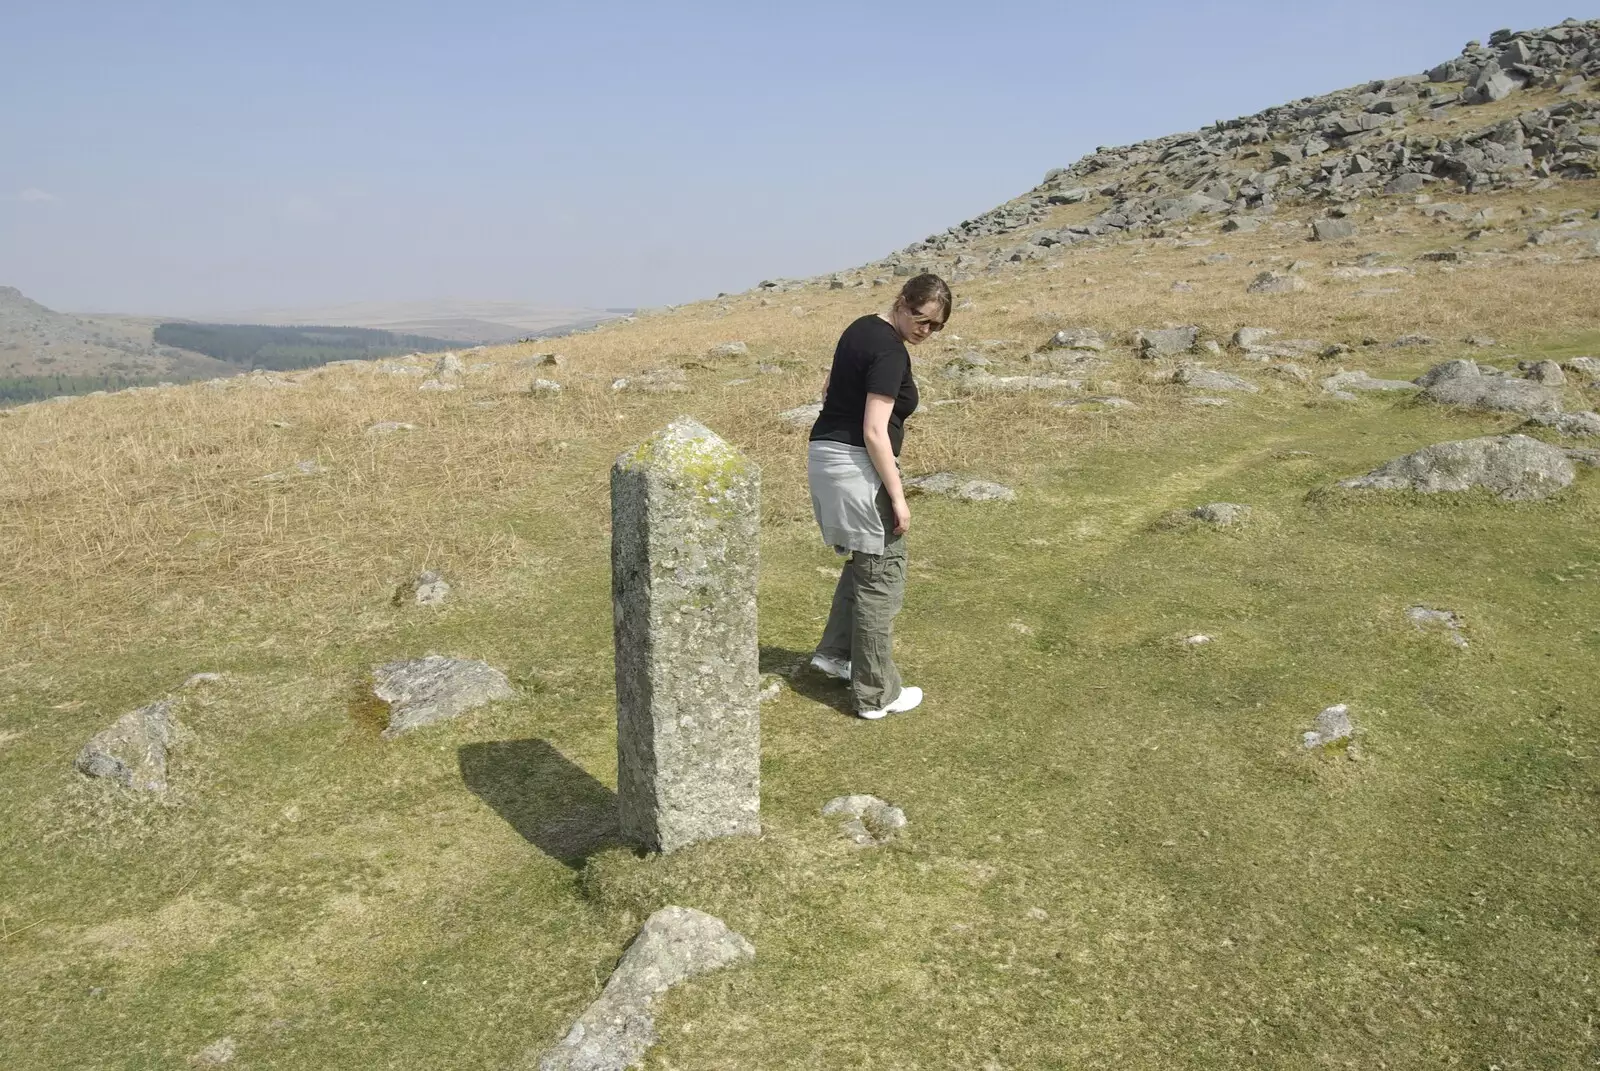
75;699;181;791
1303;704;1354;748
1191;502;1251;526
1321;370;1418;393
1421;372;1562;415
1247;271;1308;295
778;402;823;428
537;907;753;1071
1175;366;1258;393
1312;218;1358;241
373;655;513;738
1136;326;1199;358
1338;434;1576;501
1044;327;1105;352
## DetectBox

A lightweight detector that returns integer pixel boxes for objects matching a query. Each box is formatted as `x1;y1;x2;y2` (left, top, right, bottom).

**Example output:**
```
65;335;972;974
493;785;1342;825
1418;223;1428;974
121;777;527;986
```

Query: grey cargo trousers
816;485;906;712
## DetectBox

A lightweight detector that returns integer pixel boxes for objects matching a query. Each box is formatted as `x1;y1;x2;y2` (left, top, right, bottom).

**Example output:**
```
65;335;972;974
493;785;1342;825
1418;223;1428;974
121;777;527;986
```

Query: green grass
3;371;1598;1068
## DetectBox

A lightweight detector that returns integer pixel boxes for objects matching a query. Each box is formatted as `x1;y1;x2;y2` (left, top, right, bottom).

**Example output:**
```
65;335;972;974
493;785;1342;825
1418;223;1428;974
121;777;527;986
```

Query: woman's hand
890;494;910;535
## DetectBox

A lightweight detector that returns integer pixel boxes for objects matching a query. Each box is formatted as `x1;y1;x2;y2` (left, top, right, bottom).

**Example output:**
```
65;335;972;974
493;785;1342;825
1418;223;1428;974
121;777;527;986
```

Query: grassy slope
3;128;1600;1066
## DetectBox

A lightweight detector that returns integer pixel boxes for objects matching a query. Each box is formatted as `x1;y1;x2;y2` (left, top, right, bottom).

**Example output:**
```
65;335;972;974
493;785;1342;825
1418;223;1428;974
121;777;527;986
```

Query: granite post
611;418;760;853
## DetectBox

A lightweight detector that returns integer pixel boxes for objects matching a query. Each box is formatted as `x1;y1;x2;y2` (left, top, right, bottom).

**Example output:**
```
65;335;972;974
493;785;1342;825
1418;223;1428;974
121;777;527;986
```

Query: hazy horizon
1;1;1578;317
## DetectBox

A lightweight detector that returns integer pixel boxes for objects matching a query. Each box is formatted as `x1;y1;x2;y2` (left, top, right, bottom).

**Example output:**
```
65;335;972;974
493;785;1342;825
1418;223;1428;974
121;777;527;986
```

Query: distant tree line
153;323;468;372
0;372;155;406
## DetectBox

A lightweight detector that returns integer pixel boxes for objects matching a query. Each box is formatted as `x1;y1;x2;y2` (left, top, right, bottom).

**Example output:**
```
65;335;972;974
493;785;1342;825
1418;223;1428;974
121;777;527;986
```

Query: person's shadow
761;645;853;715
457;739;622;868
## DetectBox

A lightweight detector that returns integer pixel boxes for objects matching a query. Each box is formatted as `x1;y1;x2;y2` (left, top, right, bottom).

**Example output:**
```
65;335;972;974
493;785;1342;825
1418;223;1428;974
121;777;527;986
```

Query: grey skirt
807;441;887;556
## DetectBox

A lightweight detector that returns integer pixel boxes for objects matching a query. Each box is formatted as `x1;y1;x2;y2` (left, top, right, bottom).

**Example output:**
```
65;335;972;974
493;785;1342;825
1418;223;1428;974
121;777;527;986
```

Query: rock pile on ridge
864;20;1600;275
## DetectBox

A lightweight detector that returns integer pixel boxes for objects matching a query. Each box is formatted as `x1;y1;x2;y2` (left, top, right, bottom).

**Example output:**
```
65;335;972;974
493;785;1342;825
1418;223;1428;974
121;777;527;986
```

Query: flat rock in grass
1044;327;1105;351
1562;356;1600;378
1136;326;1199;358
706;341;749;359
1247;271;1308;295
1422;374;1562;416
821;794;907;847
529;379;562;395
611;369;688;394
258;460;325;482
1303;704;1354;749
418;379;461;392
1322;371;1417;393
1407;606;1468;648
1191;502;1250;526
412;570;451;606
1413;358;1481;388
1185;396;1231;407
1174;366;1258;393
904;473;1015;502
1565;448;1600;468
1053;395;1136;411
373;655;512;738
367;421;418;434
75;699;180;791
1528;411;1600;437
191;1036;237;1067
778;402;822;428
1338;434;1575;501
536;906;753;1071
965;373;1082;393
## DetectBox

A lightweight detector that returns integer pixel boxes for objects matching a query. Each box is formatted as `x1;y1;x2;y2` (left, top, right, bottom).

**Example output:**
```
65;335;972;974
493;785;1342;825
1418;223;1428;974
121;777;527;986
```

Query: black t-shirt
809;314;919;456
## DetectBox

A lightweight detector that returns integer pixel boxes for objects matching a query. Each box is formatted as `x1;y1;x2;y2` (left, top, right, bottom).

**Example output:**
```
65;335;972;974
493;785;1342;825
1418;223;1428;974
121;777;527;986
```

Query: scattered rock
1406;606;1468;648
611;369;688;394
1247;271;1308;295
1562;356;1600;377
1312;218;1358;241
75;699;180;791
707;341;749;359
182;673;224;689
1338;434;1576;501
372;655;513;738
1233;327;1276;350
1527;410;1600;436
1136;326;1199;358
433;352;465;381
536;907;754;1071
1184;634;1212;646
367;421;419;434
1221;217;1262;233
522;352;565;368
1053;395;1136;411
1521;359;1565;385
1321;370;1418;393
778;403;823;428
903;473;1016;502
1391;334;1438;348
1044;327;1105;351
1174;366;1258;393
1191;502;1251;526
529;379;563;395
1420;366;1563;415
758;675;786;704
1303;704;1354;749
821;794;908;847
412;570;451;607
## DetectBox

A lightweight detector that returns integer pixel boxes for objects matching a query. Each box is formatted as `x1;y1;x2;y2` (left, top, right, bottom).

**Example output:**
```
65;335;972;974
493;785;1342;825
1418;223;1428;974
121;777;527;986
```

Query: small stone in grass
1303;704;1353;748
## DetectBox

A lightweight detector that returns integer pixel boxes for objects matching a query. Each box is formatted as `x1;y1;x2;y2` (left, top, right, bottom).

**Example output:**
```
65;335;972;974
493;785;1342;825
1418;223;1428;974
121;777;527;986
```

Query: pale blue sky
0;2;1578;315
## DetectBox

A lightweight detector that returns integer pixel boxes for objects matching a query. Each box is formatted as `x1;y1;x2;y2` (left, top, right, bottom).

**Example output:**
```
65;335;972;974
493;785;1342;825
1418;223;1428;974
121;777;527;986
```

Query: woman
806;273;951;719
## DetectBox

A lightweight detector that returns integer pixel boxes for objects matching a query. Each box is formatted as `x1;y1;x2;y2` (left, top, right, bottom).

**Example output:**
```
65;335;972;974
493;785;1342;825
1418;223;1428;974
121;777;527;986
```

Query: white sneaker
809;653;851;681
858;685;923;721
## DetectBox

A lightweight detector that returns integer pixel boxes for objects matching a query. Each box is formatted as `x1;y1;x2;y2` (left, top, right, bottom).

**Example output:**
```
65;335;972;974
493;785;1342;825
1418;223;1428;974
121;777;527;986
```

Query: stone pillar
612;418;760;853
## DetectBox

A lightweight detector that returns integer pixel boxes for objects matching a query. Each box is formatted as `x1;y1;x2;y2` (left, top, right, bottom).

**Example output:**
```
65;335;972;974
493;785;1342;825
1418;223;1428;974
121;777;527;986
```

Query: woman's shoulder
840;314;903;350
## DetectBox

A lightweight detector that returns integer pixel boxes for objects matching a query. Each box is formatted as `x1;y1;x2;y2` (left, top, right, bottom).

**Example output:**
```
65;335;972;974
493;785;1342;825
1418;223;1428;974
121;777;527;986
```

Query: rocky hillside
854;19;1600;279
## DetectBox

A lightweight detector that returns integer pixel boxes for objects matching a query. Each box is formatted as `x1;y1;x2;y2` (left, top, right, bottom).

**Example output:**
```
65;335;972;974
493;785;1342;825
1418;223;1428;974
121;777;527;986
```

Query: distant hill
0;286;232;383
202;298;629;344
152;322;470;372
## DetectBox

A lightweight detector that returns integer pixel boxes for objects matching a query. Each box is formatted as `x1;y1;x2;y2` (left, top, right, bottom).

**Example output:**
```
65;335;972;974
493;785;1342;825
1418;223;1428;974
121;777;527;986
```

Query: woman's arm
863;393;909;535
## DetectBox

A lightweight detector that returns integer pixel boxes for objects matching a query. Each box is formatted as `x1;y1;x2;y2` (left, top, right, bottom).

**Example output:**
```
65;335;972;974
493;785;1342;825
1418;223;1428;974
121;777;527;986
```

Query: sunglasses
911;315;946;332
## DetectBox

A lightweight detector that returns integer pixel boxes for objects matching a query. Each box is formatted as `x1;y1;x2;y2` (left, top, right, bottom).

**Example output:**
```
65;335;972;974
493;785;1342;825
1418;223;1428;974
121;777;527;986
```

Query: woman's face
895;299;946;346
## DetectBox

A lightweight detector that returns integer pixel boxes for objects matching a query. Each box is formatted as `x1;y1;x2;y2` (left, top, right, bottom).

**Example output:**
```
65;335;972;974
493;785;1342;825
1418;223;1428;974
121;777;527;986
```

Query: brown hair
896;273;952;324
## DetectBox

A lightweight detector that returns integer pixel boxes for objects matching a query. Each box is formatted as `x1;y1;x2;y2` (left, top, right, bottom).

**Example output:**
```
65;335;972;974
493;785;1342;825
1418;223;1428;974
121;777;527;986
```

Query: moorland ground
3;84;1600;1070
